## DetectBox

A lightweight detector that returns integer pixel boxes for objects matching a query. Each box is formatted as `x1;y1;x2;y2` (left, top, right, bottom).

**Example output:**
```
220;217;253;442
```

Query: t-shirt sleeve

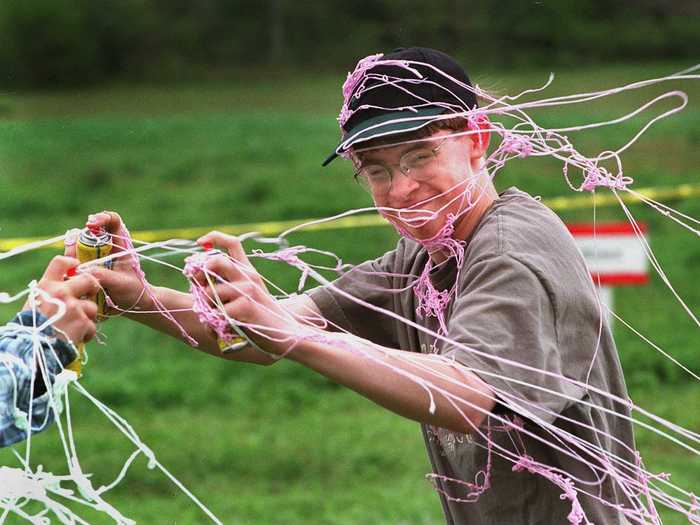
442;253;586;424
306;248;401;349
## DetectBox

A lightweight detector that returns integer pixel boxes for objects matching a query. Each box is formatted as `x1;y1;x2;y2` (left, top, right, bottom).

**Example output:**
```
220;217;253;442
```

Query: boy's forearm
124;286;275;364
285;335;496;434
125;286;202;341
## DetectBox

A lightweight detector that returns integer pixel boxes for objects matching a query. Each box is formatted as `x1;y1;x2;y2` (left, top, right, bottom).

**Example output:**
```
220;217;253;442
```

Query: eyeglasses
353;137;449;197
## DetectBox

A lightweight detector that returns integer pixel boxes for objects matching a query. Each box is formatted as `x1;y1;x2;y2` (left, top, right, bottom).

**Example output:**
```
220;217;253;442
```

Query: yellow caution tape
543;183;700;211
1;183;698;252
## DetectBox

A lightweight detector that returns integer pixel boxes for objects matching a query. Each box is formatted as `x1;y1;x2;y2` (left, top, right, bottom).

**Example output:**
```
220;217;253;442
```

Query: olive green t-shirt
309;187;635;524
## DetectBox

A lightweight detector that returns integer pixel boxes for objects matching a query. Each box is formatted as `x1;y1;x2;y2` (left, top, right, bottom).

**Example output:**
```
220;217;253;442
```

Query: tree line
0;0;697;88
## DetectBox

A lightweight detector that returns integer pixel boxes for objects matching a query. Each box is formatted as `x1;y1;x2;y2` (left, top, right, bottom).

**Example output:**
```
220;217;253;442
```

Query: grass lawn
0;61;698;524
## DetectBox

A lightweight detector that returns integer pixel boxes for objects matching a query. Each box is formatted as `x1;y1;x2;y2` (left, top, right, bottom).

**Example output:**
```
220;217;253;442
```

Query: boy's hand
192;231;301;355
69;211;152;313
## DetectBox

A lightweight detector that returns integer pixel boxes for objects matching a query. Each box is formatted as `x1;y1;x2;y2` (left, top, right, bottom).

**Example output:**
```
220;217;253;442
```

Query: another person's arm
1;256;99;447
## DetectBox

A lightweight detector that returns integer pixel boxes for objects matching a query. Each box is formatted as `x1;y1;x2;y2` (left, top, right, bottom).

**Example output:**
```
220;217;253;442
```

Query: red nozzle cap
202;242;214;251
66;266;78;277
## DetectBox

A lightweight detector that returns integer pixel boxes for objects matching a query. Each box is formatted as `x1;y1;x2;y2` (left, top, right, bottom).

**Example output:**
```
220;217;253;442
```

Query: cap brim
321;107;446;167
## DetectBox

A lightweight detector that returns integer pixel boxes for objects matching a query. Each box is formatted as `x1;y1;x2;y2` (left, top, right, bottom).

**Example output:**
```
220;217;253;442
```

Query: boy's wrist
123;284;159;316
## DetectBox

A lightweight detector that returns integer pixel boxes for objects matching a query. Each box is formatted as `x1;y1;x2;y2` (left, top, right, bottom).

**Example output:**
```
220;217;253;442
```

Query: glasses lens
356;165;391;195
400;148;436;180
354;172;372;192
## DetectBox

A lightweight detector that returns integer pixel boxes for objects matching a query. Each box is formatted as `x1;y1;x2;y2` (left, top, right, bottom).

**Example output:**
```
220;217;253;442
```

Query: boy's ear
468;115;491;158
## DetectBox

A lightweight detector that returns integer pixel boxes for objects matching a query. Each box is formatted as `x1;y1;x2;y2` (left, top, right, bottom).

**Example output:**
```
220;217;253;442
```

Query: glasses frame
353;137;450;196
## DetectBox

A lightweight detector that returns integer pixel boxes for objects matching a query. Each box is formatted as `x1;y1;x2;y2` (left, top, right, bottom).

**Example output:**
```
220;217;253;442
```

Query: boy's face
354;130;480;241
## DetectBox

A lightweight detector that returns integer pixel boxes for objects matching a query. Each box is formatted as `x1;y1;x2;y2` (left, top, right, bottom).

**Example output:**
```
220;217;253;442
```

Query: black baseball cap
322;47;478;166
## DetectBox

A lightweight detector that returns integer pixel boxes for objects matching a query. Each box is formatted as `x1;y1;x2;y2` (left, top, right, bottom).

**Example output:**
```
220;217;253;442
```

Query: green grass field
0;62;698;524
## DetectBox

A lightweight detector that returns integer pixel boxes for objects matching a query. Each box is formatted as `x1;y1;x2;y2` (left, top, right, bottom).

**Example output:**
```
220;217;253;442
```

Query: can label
76;228;113;317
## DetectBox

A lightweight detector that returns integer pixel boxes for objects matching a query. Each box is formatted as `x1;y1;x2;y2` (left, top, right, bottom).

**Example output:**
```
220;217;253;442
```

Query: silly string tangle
0;59;699;524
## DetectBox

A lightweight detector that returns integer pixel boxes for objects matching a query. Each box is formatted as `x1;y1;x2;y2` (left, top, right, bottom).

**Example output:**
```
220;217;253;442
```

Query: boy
89;48;635;524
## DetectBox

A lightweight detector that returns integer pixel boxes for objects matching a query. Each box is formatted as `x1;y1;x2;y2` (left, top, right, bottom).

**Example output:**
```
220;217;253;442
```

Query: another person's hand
22;256;99;344
192;231;301;355
67;211;152;314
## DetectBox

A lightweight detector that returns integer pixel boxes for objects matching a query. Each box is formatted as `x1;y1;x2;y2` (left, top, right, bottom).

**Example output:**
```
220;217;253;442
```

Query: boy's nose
386;169;420;205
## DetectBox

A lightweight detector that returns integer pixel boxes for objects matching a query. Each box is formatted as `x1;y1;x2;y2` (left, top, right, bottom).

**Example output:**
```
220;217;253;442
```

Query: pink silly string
691;494;700;522
628;189;700;239
333;266;420;293
580;164;633;193
633;451;664;524
339;54;425;127
182;253;295;354
491;414;526;433
50;225;700;520
254;244;424;298
251;246;310;291
479;377;695;516
614;193;700;330
402;345;649;500
182;253;239;345
6;62;697;520
109;227;198;347
396;213;466;335
481;87;686;195
343;74;463;117
334;57;496;157
512;455;591;525
337;56;695;195
500;132;534;158
338;54;478;133
339;53;384;126
349;59;483;117
473;88;685;196
253;243;423;295
430;394;647;522
219;63;699;519
412;263;451;334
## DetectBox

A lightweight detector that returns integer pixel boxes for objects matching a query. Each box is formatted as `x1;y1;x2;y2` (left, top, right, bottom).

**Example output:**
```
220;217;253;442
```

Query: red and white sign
567;222;648;286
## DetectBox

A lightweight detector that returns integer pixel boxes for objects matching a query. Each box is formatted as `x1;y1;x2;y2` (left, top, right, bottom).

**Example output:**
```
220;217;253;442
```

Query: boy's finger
197;231;252;268
200;281;241;307
86;211;128;251
204;254;251;285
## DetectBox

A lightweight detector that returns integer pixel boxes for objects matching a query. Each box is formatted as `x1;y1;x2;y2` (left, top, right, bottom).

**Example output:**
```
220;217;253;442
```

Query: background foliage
0;0;699;87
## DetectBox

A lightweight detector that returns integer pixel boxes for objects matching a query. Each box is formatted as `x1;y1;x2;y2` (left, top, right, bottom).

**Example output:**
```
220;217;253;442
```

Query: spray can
66;227;113;375
76;228;113;318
